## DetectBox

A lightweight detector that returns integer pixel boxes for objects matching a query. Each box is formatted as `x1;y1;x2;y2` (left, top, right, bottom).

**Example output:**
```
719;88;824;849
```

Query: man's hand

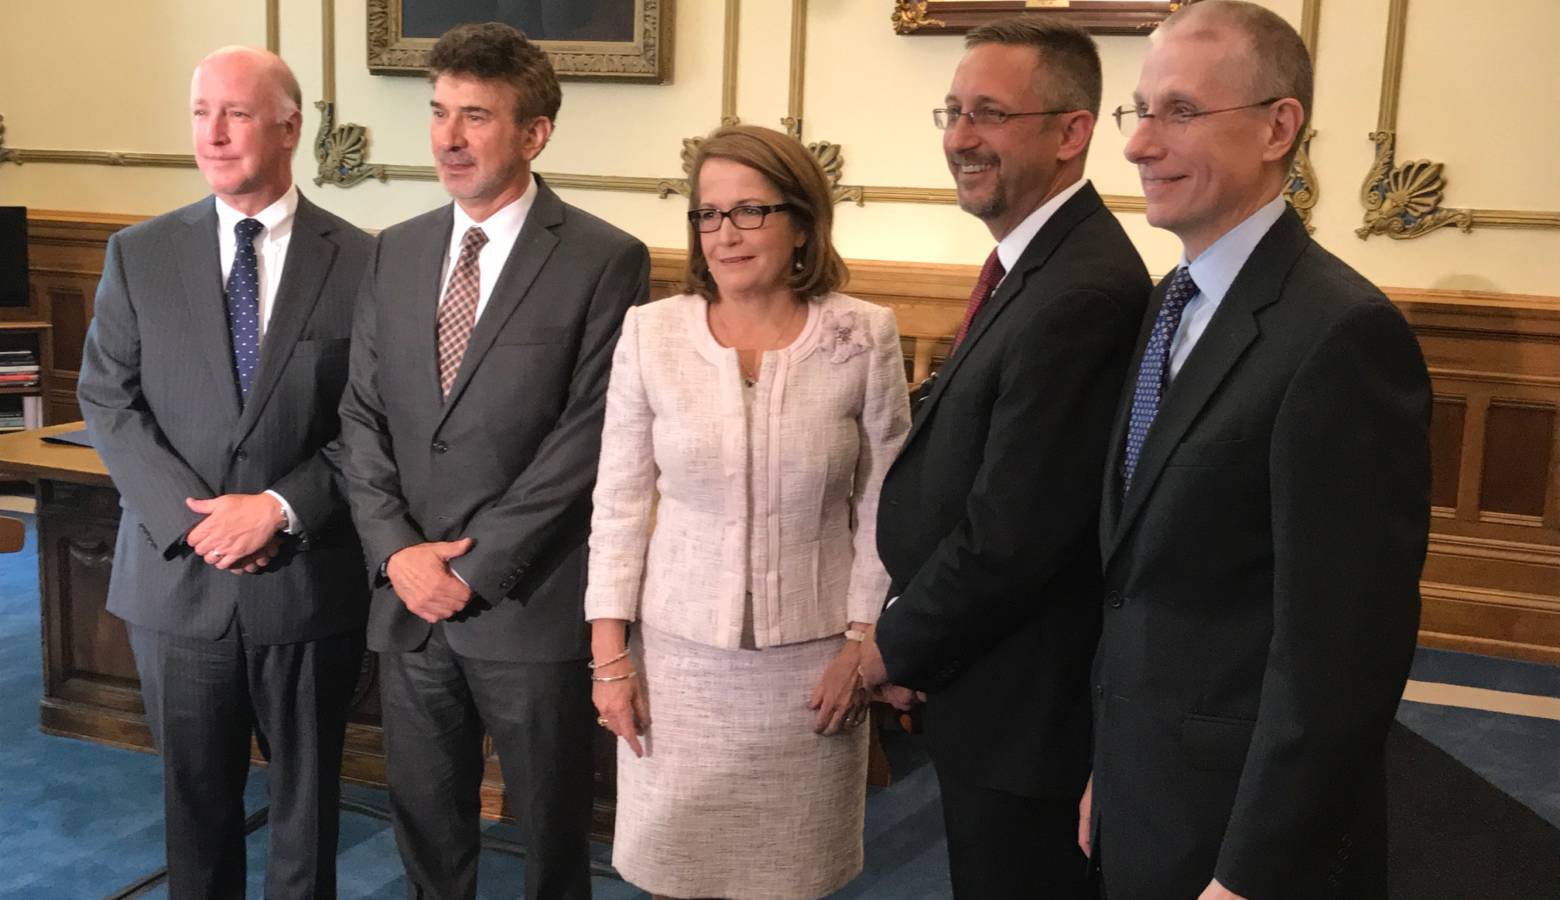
221;537;283;575
1196;879;1246;900
857;624;890;690
873;683;919;711
1078;774;1093;857
386;538;475;623
186;494;287;569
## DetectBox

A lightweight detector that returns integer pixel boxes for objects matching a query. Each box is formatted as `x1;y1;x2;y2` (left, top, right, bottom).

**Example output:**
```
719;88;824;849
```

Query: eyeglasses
1112;98;1282;136
932;107;1078;130
687;203;792;233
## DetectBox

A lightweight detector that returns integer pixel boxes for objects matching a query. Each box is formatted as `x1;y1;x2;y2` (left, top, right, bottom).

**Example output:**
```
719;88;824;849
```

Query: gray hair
1159;0;1313;166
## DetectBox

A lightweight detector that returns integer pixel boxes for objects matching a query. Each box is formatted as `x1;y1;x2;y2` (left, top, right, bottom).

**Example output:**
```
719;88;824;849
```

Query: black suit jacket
874;184;1150;798
1091;208;1431;899
338;177;650;662
79;193;373;644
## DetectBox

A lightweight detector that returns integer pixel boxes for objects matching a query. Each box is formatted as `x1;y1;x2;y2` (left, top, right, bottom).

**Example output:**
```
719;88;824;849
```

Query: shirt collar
1182;193;1288;305
215;184;298;242
451;174;538;247
995;178;1088;275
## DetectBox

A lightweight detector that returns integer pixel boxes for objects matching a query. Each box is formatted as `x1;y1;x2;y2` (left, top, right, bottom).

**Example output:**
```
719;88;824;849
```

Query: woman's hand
592;654;651;757
807;635;870;735
590;620;650;757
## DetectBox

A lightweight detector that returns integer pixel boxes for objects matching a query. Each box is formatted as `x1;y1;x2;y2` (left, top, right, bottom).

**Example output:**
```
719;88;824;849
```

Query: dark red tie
951;248;1005;350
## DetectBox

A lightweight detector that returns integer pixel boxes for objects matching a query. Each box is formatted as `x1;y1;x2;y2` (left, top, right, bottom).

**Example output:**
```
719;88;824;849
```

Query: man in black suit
1082;3;1431;898
860;19;1150;898
78;47;372;898
337;23;649;900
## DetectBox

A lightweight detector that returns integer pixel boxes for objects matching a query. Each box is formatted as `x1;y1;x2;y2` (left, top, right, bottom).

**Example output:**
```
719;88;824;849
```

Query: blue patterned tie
226;217;265;402
1122;266;1198;492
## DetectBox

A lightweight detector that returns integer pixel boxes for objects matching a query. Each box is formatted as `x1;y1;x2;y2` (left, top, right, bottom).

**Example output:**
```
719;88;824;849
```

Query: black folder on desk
41;428;93;448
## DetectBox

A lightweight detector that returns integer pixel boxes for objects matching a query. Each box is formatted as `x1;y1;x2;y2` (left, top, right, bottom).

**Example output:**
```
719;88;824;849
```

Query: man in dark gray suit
78;47;372;898
338;23;649;900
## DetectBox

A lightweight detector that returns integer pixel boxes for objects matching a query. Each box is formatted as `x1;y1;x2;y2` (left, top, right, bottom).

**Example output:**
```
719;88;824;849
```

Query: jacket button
1107;591;1123;608
431;440;448;454
233;448;248;462
1095;684;1104;698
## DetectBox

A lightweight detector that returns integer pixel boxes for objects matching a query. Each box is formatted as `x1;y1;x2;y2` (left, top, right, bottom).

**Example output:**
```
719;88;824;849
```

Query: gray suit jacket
338;177;650;662
79;192;374;645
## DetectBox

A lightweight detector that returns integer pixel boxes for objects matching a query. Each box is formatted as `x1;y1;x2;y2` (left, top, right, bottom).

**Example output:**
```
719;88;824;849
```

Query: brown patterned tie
951;247;1005;351
436;226;488;399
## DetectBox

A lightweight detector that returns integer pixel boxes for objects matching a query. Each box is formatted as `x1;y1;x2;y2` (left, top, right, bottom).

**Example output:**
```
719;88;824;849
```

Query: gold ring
596;716;610;728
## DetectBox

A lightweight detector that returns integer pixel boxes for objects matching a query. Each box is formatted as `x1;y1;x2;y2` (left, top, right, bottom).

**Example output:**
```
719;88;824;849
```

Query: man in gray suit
78;47;372;898
337;23;649;900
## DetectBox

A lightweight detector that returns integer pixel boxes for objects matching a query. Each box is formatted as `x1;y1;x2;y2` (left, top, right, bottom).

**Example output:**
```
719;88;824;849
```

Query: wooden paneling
27;212;1560;667
1429;396;1466;510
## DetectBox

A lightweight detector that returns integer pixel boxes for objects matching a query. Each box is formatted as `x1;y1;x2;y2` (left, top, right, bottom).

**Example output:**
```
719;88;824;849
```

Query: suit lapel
1103;209;1311;564
900;184;1108;455
415;206;456;409
435;178;564;429
234;194;338;441
1100;279;1162;547
174;198;243;425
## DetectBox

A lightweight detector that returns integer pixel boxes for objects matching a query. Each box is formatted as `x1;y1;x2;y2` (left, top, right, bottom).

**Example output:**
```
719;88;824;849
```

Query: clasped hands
854;624;921;712
184;493;286;574
386;538;475;623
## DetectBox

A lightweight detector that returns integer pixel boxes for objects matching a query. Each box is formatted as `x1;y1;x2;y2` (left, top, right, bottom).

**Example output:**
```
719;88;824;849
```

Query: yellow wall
1;0;1556;295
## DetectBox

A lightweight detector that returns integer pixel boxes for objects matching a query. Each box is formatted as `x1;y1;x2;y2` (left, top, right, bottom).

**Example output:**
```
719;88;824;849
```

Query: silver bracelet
591;670;638;684
589;648;630;670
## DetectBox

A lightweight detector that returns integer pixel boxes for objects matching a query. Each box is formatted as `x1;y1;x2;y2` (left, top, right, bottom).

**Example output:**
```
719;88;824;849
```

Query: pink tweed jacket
584;291;911;649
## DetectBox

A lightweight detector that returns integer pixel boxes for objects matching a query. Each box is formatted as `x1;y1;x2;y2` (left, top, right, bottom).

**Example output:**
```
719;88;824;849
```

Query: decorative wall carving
1357;131;1472;240
1360;0;1560;238
1284;130;1318;232
313;101;387;188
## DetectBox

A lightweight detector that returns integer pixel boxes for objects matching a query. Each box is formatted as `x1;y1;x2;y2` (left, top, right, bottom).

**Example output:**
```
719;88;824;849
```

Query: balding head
190;46;303;214
1157;0;1312;165
195;46;303;122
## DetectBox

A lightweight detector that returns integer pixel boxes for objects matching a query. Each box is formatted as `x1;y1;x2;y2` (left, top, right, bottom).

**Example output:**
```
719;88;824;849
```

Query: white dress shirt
993;177;1090;289
1167;193;1288;380
214;185;302;533
215;185;297;342
438;175;538;323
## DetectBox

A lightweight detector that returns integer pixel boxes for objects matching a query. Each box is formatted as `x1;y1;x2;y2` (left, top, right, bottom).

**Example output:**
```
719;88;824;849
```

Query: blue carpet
3;509;1558;898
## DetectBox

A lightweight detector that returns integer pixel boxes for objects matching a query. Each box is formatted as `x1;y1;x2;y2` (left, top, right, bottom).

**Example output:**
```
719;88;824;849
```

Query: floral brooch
819;309;872;363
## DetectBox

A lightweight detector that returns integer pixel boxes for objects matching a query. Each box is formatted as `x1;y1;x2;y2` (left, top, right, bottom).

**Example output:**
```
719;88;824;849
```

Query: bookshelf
0;321;50;433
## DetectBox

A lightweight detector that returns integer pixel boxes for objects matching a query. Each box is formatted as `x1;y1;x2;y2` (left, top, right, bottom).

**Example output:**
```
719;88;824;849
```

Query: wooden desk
0;423;619;835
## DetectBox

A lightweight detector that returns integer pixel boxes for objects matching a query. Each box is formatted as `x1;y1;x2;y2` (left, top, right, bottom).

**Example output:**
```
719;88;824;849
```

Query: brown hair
1160;0;1313;166
428;22;562;124
965;17;1102;118
683;125;848;302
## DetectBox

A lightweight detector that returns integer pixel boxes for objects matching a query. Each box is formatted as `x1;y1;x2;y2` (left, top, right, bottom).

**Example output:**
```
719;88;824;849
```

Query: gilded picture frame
893;1;1177;36
367;0;673;83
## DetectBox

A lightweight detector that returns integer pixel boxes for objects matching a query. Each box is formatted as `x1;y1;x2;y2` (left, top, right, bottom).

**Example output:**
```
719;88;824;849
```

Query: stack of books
0;349;39;389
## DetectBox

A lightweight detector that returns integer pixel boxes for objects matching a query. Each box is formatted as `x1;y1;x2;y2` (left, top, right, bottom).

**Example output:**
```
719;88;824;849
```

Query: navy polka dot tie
226;217;264;402
1122;266;1198;493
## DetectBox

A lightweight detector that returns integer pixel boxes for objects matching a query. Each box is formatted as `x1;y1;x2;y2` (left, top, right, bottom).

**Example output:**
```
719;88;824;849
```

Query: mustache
949;153;998;167
438;150;475;167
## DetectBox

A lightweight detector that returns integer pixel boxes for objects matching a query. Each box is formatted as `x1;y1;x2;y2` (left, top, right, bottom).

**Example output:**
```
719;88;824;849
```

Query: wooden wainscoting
26;211;1560;663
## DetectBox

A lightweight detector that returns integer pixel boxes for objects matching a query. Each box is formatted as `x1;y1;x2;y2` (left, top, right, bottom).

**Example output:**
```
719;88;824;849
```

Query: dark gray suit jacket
1091;208;1431;899
338;177;650;662
79;193;374;645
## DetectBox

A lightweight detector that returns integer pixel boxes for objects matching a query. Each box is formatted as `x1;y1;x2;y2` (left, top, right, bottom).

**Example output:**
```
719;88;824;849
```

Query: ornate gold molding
1357;131;1472;240
0;146;196;169
891;2;946;35
266;0;280;53
314;101;387;188
721;0;741;126
1285;131;1318;232
0;115;13;166
1360;0;1559;238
